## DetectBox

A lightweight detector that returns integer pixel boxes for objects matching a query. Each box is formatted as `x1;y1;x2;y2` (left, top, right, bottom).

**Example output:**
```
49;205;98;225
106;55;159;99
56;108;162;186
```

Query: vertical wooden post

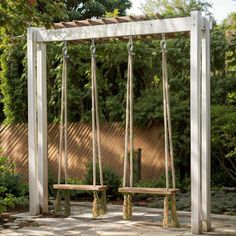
190;11;202;234
27;28;39;215
201;15;211;232
37;42;48;213
136;148;142;182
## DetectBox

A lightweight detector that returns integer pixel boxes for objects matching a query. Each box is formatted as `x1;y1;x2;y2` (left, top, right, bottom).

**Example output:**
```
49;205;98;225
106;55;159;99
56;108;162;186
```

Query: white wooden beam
190;11;202;234
36;17;193;42
201;15;211;232
37;42;48;213
27;28;39;215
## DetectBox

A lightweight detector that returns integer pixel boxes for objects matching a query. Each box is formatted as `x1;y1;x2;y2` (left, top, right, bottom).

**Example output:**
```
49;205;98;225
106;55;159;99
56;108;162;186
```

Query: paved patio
0;202;235;236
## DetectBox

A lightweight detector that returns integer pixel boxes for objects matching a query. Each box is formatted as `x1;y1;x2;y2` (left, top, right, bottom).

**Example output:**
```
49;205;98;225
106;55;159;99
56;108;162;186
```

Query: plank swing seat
118;187;179;228
120;36;180;229
119;187;178;195
54;40;107;218
53;184;107;218
53;184;107;191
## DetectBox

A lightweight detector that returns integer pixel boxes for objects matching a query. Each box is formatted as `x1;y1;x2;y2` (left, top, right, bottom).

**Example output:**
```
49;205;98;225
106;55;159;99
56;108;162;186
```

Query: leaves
0;0;67;37
65;0;131;20
0;156;28;214
141;0;212;18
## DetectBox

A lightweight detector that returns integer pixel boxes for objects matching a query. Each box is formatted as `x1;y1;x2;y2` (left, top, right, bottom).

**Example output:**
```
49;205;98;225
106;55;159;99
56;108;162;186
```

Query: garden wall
0;123;165;181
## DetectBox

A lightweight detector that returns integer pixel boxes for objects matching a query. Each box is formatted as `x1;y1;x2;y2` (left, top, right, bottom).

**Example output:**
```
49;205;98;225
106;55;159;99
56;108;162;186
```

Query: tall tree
0;0;67;36
141;0;212;17
65;0;132;20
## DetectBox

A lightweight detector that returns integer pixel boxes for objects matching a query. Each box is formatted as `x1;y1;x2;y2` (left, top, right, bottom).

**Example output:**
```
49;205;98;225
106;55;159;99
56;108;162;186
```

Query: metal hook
160;34;167;53
90;39;96;56
62;41;69;59
127;36;133;54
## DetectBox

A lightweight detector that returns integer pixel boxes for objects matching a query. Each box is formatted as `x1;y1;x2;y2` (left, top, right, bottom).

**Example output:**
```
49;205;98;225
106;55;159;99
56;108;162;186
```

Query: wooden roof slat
53;23;64;29
156;13;164;19
115;16;130;23
73;20;90;27
101;18;119;24
87;19;104;26
61;22;78;28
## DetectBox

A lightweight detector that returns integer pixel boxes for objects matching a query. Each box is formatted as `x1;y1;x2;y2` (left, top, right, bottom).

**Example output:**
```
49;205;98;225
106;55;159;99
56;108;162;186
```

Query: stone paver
0;203;235;236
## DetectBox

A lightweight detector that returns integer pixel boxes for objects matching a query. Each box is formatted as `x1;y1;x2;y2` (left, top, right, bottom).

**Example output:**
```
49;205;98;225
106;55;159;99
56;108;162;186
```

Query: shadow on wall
0;122;165;182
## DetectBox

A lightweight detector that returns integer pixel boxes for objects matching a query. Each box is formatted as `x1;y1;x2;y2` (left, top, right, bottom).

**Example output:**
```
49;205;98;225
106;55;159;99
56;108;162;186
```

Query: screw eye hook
160;34;167;52
90;39;96;56
127;36;133;54
62;41;69;59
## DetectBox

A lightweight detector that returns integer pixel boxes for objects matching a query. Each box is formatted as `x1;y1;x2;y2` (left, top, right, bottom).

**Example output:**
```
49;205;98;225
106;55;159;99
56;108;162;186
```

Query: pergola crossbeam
37;17;194;43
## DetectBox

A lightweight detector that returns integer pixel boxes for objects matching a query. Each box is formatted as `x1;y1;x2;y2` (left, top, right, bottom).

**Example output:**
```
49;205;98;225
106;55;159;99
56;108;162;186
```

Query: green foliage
0;0;67;123
211;105;236;185
141;0;212;18
133;176;168;200
65;0;131;20
83;163;121;199
136;177;166;188
105;9;120;18
211;75;236;105
0;156;28;214
0;0;67;36
0;41;27;124
222;12;236;30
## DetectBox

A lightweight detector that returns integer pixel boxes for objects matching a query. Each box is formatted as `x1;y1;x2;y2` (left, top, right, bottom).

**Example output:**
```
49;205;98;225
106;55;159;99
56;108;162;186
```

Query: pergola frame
27;11;212;234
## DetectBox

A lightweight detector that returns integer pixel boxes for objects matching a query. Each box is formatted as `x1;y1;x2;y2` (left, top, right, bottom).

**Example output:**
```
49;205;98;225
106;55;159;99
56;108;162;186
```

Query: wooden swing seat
118;187;179;195
119;187;180;228
53;184;107;191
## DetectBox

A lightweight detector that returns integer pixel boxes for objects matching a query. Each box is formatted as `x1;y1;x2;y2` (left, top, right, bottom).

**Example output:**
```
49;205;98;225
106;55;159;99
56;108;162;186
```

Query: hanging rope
161;35;169;190
122;37;134;220
55;41;70;215
123;37;134;188
56;42;69;185
63;43;69;184
91;40;97;187
128;37;134;188
161;34;176;189
90;39;104;186
90;40;106;217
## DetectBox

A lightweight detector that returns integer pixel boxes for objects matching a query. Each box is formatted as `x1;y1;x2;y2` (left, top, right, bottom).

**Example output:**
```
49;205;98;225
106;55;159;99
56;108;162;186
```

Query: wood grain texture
53;184;107;191
118;187;179;195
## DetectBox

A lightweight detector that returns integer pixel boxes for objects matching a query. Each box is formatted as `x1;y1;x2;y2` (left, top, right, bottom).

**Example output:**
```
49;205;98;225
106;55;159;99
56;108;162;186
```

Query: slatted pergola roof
53;15;162;29
51;15;185;42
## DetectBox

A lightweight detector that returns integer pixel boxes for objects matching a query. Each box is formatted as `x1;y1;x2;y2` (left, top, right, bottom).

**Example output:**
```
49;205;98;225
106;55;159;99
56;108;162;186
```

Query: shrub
211;105;236;186
0;155;28;214
83;163;122;199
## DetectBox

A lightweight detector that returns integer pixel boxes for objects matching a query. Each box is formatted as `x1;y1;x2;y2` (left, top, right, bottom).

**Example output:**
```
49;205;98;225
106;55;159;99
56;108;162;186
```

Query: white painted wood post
190;11;202;234
37;42;48;213
27;28;40;215
201;15;211;232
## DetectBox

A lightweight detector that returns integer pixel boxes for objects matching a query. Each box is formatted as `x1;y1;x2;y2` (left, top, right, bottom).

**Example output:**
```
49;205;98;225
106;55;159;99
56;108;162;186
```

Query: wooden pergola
27;11;212;234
